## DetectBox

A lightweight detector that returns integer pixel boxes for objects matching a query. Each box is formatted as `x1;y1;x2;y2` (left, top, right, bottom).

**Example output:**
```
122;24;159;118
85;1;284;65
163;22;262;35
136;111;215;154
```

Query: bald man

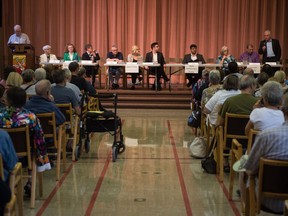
24;79;65;125
7;24;31;44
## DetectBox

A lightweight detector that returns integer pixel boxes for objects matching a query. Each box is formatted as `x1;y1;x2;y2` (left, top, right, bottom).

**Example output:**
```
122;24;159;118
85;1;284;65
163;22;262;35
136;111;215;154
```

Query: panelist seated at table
7;24;30;44
182;44;206;88
106;45;124;89
216;45;236;76
239;44;260;63
127;45;144;90
39;45;58;63
82;43;100;87
145;42;169;91
63;43;81;62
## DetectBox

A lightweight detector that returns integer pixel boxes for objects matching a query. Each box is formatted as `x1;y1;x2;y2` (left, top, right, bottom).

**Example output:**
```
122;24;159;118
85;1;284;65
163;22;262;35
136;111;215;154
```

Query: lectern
8;44;35;73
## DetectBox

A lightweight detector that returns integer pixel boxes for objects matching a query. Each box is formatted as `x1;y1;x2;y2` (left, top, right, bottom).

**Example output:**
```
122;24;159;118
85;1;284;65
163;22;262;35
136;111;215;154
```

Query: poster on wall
13;55;26;73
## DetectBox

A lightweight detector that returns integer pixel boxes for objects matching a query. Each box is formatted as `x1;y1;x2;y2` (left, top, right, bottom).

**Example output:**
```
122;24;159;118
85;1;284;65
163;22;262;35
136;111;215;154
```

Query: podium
8;44;35;73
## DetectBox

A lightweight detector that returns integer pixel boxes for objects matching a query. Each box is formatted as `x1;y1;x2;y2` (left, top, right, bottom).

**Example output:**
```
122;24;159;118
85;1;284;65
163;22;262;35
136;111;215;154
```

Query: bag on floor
187;109;201;128
189;137;207;159
201;135;217;174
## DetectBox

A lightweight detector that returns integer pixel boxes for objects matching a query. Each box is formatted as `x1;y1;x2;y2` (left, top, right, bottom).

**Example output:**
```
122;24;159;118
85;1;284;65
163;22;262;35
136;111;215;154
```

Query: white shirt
39;54;58;63
8;33;30;44
152;53;158;63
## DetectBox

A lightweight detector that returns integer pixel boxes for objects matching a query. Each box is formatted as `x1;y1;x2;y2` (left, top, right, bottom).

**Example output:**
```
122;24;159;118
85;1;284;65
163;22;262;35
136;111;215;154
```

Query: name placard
49;59;60;64
185;63;199;74
247;63;261;74
125;63;139;73
81;60;93;64
266;62;277;66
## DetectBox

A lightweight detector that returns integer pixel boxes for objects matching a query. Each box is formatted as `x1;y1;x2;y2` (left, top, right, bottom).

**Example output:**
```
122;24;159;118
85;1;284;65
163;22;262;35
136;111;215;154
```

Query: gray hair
64;68;72;79
34;68;46;81
261;81;283;106
239;75;256;90
209;70;221;85
243;68;254;76
35;79;51;97
274;70;286;84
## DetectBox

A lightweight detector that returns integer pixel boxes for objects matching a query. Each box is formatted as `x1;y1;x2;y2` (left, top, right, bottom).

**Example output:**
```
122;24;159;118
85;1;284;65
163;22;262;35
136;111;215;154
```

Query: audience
6;72;23;88
78;67;97;96
0;66;16;88
192;69;209;103
61;68;82;103
254;72;269;97
0;84;5;107
20;69;35;94
274;70;288;92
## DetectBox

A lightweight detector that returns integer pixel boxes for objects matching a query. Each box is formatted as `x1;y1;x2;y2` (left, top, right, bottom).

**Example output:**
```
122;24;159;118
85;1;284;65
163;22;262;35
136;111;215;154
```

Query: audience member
25;79;66;125
51;69;81;115
127;45;144;90
245;81;284;134
0;84;5;107
254;72;269;97
78;67;97;96
63;43;80;62
274;70;288;92
106;45;124;89
145;42;169;91
261;64;274;77
258;30;281;64
216;45;236;76
182;44;206;87
40;45;58;63
242;68;254;77
81;44;100;87
192;69;209;103
239;44;260;63
0;87;51;172
7;24;30;44
6;72;23;88
20;69;35;94
0;66;16;88
0;178;11;216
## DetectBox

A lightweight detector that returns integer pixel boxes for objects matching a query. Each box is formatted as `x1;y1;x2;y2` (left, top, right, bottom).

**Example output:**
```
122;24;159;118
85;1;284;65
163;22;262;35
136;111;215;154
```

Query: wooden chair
246;158;288;216
216;113;249;182
285;200;288;216
4;195;16;216
56;103;79;161
2;126;42;209
36;112;66;180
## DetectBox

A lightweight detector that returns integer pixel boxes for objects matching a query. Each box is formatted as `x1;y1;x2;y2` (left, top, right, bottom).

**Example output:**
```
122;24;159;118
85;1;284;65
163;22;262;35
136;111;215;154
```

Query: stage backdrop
2;0;288;65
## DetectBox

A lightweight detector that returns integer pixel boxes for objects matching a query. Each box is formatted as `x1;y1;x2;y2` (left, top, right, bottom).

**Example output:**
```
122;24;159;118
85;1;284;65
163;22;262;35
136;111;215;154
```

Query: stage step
97;89;192;109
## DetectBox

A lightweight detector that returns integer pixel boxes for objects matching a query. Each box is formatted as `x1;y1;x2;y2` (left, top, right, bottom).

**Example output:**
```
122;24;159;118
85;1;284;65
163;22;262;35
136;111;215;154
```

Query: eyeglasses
112;49;118;51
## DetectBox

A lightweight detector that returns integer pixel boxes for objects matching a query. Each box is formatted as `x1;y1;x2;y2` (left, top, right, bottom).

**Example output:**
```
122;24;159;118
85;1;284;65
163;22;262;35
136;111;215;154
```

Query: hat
42;45;51;51
232;154;248;172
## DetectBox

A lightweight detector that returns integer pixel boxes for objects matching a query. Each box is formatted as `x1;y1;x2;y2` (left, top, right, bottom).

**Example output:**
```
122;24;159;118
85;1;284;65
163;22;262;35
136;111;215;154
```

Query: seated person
63;43;80;62
192;69;209;103
6;72;23;88
81;44;100;87
216;45;236;76
39;45;58;63
0;178;11;216
106;45;124;89
0;84;5;108
239;44;260;63
20;69;35;95
51;69;81;115
79;67;97;95
0;87;51;172
0;66;16;88
25;79;66;126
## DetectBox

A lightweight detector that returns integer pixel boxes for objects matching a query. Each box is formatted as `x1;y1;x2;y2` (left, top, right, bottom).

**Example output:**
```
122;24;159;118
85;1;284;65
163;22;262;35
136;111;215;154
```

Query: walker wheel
116;141;125;154
74;145;81;161
112;146;118;162
85;139;90;153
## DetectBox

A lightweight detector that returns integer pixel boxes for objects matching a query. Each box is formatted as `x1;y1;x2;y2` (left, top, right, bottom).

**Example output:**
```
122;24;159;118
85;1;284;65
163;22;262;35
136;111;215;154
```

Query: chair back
2;126;32;170
36;112;57;147
246;129;259;154
56;103;73;126
258;158;288;213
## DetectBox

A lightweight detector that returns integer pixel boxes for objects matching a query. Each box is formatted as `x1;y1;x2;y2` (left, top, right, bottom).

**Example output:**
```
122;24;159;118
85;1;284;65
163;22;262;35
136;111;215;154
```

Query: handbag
187;109;201;128
201;135;217;174
189;137;207;159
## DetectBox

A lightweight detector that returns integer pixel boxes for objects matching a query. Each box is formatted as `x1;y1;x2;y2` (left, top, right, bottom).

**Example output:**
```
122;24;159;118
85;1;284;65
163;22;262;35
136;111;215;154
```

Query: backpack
187;108;201;128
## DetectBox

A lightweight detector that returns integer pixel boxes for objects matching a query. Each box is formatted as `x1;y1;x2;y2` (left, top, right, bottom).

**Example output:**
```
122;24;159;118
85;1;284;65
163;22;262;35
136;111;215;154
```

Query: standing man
145;42;169;91
7;24;30;44
82;44;100;87
182;44;206;87
258;30;281;64
239;44;260;63
106;45;124;89
39;45;58;63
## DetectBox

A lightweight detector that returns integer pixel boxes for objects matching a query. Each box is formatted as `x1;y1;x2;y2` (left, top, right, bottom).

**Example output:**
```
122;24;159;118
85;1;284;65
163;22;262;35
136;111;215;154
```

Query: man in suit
182;44;206;87
82;44;100;87
145;42;169;91
258;30;281;64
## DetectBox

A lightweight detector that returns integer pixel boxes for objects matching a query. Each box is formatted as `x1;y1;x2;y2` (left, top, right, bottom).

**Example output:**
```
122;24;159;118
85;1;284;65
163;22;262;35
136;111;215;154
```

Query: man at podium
7;24;30;44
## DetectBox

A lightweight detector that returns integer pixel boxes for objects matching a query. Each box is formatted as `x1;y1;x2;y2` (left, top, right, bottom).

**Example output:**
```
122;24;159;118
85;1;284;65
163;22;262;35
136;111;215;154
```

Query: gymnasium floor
23;109;275;216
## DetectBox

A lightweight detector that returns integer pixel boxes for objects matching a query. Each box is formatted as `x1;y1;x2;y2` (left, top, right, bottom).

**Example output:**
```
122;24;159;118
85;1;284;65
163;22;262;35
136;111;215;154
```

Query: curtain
2;0;288;64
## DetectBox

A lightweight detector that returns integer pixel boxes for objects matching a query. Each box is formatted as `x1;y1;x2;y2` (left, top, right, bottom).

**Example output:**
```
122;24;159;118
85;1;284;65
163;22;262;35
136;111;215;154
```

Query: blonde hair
274;70;286;84
131;45;140;54
220;46;228;55
6;72;23;87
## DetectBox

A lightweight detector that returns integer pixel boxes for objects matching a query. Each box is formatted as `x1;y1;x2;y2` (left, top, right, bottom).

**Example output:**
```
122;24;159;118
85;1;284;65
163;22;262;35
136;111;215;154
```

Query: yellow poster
13;54;26;73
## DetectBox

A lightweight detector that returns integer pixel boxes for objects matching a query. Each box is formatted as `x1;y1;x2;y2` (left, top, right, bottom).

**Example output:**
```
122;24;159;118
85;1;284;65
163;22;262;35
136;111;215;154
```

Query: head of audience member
227;62;239;75
261;81;283;107
79;67;86;78
239;75;256;94
21;69;35;84
201;69;210;80
208;70;221;85
261;64;274;77
220;46;229;56
43;65;53;83
34;68;46;82
281;90;288;120
42;45;52;55
223;74;239;91
264;30;271;41
52;69;66;85
6;86;26;108
274;70;286;85
243;68;254;77
14;25;22;36
131;45;140;56
246;44;254;55
2;66;16;81
111;45;119;55
189;44;197;55
6;72;23;87
151;42;159;52
63;68;72;82
68;62;80;74
257;72;269;87
35;79;51;99
65;43;77;54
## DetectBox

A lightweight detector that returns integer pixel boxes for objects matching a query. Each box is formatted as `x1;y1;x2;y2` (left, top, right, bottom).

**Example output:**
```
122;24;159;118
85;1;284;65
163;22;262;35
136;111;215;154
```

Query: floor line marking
216;175;242;216
167;120;193;216
36;163;75;216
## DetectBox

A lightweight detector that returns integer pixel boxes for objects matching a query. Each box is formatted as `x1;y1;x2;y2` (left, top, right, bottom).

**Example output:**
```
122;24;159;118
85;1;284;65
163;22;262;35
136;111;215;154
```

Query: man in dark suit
145;42;169;91
182;44;206;87
258;30;281;64
82;44;100;87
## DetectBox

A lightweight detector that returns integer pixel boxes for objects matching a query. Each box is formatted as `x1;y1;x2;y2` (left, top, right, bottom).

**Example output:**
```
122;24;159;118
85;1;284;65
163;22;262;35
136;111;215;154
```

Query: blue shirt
51;85;79;109
266;41;275;58
106;52;124;69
